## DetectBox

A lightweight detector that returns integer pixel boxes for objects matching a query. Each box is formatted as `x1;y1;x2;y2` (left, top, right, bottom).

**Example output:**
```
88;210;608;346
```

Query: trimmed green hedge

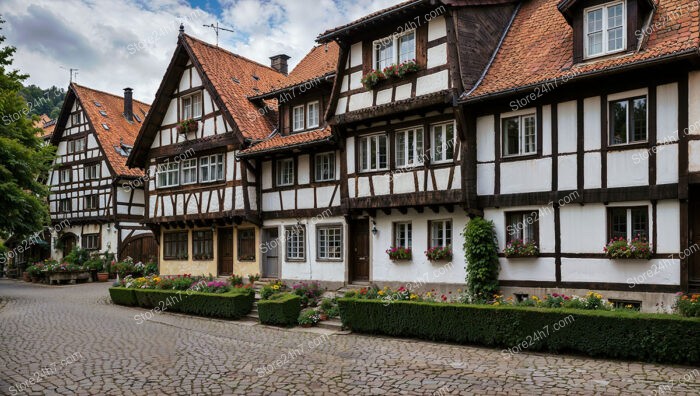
258;293;301;326
338;298;700;365
109;287;254;319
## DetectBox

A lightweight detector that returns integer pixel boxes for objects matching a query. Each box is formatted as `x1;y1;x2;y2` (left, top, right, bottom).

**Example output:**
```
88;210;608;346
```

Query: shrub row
258;293;301;326
109;287;254;319
338;298;700;365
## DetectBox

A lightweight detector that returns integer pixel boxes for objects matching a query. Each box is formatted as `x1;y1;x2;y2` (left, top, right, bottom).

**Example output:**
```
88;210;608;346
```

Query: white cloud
2;0;402;103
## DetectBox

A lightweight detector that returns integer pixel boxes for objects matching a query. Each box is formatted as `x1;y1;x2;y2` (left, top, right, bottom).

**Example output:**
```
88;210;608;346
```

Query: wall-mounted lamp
371;220;377;236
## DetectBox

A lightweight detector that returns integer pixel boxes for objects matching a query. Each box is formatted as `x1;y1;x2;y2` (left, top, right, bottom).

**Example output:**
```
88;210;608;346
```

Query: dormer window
584;1;625;59
293;105;305;132
307;101;319;129
373;30;416;70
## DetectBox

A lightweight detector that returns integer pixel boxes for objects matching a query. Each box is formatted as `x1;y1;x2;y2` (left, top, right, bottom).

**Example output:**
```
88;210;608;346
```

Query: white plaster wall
416;70;449;96
262;161;272;189
395;84;412;101
349;71;362;91
476;115;495;162
656;144;679;184
561;258;679;285
336;97;348;115
558;101;577;154
607;150;649;187
560;204;607;253
557;154;577;190
346;136;356;174
656;200;680;254
542;105;552;156
584;152;602;189
428;15;446;41
583;96;601;150
500;158;552;194
427;43;447;68
350;42;362;68
298;155;310;185
348;92;373;111
371;208;467;284
657;83;679;142
376;89;392;105
688;140;700;173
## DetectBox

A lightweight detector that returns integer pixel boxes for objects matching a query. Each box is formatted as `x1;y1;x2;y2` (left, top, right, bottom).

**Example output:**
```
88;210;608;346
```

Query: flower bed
257;293;302;326
108;287;254;319
337;298;700;365
674;293;700;317
604;237;652;259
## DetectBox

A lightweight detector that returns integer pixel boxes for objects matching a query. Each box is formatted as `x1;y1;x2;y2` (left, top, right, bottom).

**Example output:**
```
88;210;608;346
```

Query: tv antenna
60;66;79;82
202;22;234;47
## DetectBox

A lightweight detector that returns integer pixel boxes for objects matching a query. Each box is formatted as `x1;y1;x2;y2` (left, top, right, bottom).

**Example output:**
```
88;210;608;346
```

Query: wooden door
263;228;279;278
63;235;76;257
120;235;158;264
218;228;234;276
349;218;370;282
689;187;700;291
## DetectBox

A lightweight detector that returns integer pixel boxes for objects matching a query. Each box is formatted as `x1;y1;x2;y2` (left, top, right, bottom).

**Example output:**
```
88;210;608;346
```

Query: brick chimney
123;88;133;122
270;54;291;75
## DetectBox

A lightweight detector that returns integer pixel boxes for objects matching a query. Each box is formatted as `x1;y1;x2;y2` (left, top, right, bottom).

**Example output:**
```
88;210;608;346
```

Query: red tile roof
182;34;287;140
465;0;700;101
71;83;150;178
317;0;425;41
34;114;55;139
238;127;333;156
259;42;340;96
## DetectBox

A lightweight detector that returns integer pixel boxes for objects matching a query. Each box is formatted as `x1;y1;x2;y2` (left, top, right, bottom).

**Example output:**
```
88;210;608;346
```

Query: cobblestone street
0;280;698;395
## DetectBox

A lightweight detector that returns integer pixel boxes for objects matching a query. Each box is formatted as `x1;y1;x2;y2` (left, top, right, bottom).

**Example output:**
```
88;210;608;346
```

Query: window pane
632;98;647;142
376;40;393;70
607;4;624;28
307;102;319;128
416;129;424;164
610;100;628;145
611;208;627;239
607;27;623;52
396;132;406;167
588;32;603;56
399;32;415;63
631;208;648;239
588;8;603;32
378;135;387;169
523;116;536;154
360;139;368;170
371;137;377;169
193;94;202;118
432;125;444;161
503;118;520;155
183;97;192;119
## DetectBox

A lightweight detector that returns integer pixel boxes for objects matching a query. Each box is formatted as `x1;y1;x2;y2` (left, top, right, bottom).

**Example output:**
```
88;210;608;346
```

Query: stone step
317;318;343;331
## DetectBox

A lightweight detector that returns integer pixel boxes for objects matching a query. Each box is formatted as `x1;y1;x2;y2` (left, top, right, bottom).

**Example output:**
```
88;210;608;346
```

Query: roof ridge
70;82;151;107
182;33;288;77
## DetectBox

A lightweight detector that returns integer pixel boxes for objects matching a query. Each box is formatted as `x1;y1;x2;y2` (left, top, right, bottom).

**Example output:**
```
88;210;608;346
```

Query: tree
19;84;65;118
463;217;500;303
0;16;56;240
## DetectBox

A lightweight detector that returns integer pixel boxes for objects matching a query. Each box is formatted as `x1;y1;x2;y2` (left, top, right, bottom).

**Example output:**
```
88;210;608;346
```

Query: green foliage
674;294;700;317
110;287;254;319
19;85;65;118
63;247;91;266
338;298;700;365
144;262;158;276
84;258;103;271
260;280;285;300
0;18;56;240
604;236;652;259
229;274;244;286
257;293;301;326
463;217;499;302
298;308;320;326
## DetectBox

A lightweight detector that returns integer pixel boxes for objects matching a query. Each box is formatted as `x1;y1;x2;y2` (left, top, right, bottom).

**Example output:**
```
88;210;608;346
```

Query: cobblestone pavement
0;280;698;396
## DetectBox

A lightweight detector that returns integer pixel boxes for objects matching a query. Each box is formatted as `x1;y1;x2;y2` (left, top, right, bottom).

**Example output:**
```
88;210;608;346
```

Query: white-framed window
429;220;452;248
82;234;100;250
71;112;81;126
431;122;455;163
285;225;305;260
200;154;224;183
317;225;342;260
359;134;388;172
59;168;72;184
609;207;649;240
293;105;305;131
396;127;424;168
502;114;536;157
84;194;99;210
181;92;203;120
59;198;72;213
181;158;198;185
373;30;416;70
394;222;412;249
506;211;539;244
67;138;85;154
307;101;320;129
84;163;100;180
609;96;647;145
584;1;625;59
157;162;179;188
276;158;294;186
315;152;335;181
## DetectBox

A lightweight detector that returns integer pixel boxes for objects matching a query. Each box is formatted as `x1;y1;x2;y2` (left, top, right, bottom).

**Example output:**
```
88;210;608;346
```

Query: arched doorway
119;234;158;264
60;233;78;258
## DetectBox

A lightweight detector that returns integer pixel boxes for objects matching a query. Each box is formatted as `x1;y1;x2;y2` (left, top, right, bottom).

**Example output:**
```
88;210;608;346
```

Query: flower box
176;119;198;134
386;246;412;261
425;246;452;262
604;237;652;260
382;59;419;79
360;69;386;90
504;239;539;258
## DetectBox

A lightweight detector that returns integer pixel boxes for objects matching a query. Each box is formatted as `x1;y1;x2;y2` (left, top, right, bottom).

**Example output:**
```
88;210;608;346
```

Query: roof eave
248;72;336;100
237;137;335;158
460;48;700;104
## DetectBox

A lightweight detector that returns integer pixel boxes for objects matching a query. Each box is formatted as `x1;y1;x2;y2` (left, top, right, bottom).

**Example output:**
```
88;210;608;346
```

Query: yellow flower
493;302;500;306
426;292;432;298
272;285;280;290
531;296;540;301
410;294;418;300
378;290;385;296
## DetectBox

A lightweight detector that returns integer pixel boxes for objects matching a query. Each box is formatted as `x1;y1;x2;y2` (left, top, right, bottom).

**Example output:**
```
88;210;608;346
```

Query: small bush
108;288;137;306
258;293;301;326
338;298;700;365
298;308;320;326
674;293;700;317
463;217;499;302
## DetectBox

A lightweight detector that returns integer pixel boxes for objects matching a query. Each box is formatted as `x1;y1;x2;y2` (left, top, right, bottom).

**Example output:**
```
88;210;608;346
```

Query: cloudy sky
2;0;400;102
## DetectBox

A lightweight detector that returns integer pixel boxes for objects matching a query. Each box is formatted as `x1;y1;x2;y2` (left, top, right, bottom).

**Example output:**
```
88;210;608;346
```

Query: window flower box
386;246;412;261
177;118;198;134
504;240;539;258
425;246;452;262
360;69;386;90
382;59;419;79
604;237;652;260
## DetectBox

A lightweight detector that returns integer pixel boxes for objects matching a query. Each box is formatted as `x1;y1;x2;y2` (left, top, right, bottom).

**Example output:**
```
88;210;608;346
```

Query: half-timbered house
127;29;288;276
315;0;517;285
48;83;156;263
238;43;345;286
460;0;700;310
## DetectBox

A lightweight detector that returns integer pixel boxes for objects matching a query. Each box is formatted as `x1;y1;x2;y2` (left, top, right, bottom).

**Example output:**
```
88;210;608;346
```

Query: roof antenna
202;22;234;47
60;66;79;83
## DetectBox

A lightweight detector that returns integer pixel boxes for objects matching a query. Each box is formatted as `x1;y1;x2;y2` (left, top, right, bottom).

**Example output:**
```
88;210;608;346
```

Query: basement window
609;299;641;310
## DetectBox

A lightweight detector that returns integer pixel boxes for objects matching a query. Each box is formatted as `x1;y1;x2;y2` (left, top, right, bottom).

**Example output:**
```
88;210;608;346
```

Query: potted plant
22;270;31;282
425;245;453;262
177;118;198;134
298;308;320;328
504;239;539;258
27;265;41;282
386;246;412;261
248;273;261;284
